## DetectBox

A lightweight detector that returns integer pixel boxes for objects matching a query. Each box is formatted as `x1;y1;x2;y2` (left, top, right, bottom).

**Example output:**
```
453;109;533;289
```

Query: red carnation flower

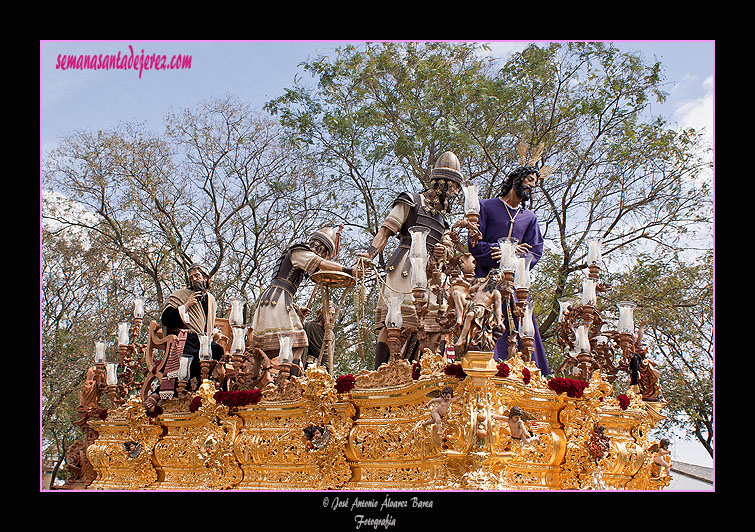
617;394;631;410
547;377;589;398
444;363;467;379
335;374;356;393
412;362;421;380
189;396;202;413
522;367;531;385
98;409;108;420
496;363;510;378
214;389;262;407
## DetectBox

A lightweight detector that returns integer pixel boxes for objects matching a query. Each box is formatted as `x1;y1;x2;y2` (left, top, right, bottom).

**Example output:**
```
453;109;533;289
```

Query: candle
581;279;596;306
587;238;602;265
198;334;212;361
575;324;590;353
520;302;535;338
231;327;246;354
497;237;518;272
558;298;573;323
178;357;191;381
385;295;404;329
95;340;107;363
462;182;480;215
278;334;293;364
514;254;532;289
409;226;430;259
106;363;118;386
410;256;427;289
133;296;145;318
117;322;130;346
617;301;636;334
229;298;245;326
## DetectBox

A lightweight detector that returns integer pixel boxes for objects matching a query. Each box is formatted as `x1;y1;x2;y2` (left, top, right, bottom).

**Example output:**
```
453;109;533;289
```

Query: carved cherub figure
303;424;331;450
492;406;539;445
649;438;672;476
422;386;462;434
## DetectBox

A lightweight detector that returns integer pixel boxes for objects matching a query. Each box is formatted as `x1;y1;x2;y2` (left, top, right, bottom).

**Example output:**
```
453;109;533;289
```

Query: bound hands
490;242;531;261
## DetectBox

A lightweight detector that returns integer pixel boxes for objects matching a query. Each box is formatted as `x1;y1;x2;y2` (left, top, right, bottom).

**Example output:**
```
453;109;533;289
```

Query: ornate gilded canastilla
81;348;670;491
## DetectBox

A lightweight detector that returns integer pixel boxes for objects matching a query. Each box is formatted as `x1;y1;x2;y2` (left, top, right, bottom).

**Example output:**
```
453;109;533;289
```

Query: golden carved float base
85;351;671;491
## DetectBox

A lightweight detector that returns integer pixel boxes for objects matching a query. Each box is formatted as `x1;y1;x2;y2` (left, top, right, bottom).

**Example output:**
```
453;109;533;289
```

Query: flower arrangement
189;396;202;413
496;362;510;378
412;362;421;380
617;394;630;410
335;374;356;394
522;367;531;385
213;389;262;407
444;363;467;379
547;377;589;398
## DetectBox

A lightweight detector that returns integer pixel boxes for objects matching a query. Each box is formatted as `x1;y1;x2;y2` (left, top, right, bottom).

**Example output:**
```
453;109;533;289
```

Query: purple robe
468;198;550;375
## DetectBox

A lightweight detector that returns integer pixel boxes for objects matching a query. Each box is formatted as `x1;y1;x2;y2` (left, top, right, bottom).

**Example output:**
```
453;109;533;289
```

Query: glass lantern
278;334;294;364
587;237;602;265
198;334;212;361
106;363;118;386
95;339;107;364
575;324;591;353
133;295;145;319
117;322;130;346
231;326;247;354
410;256;428;289
581;278;596;306
520;301;535;338
497;237;519;272
178;356;191;382
514;254;533;290
617;301;636;334
229;297;245;327
409;226;430;259
462;181;480;215
385;295;404;329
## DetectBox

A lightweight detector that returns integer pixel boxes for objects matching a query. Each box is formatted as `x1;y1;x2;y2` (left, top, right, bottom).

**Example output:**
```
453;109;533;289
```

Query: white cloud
674;75;714;142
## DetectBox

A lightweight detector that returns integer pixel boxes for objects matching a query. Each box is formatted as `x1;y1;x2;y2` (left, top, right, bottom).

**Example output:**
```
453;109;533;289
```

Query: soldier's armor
259;243;311;311
385;192;449;277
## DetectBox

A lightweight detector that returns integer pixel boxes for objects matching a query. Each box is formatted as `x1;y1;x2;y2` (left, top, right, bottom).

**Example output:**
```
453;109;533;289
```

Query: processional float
59;178;671;491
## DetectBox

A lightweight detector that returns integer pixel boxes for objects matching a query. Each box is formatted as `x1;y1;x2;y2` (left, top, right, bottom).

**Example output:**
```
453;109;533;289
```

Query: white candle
385;295;403;329
588;238;602;265
498;237;518;272
410;256;427;289
95;340;107;363
558;298;572;323
231;327;246;354
178;357;191;381
581;279;596;306
520;302;535;338
514;255;532;289
229;298;245;326
617;301;636;334
117;322;130;346
462;182;480;215
106;363;118;386
575;324;590;353
198;334;212;361
278;334;293;364
409;226;430;259
133;296;145;318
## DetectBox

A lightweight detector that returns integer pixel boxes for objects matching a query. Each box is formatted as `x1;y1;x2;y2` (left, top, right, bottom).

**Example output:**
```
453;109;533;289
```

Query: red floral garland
335;374;356;393
617;394;630;410
213;389;262;407
547;377;589;398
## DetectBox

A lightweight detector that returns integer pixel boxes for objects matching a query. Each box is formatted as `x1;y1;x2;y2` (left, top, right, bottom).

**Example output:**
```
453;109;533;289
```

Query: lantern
462;181;480;215
385;295;404;329
617;301;636;335
497;237;518;272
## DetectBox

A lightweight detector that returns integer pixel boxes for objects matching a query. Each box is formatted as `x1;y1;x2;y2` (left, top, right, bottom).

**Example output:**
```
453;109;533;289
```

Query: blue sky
40;40;714;156
39;40;715;473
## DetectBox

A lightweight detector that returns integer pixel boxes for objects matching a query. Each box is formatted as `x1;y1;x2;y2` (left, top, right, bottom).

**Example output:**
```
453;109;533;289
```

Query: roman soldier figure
359;151;462;368
249;226;354;376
